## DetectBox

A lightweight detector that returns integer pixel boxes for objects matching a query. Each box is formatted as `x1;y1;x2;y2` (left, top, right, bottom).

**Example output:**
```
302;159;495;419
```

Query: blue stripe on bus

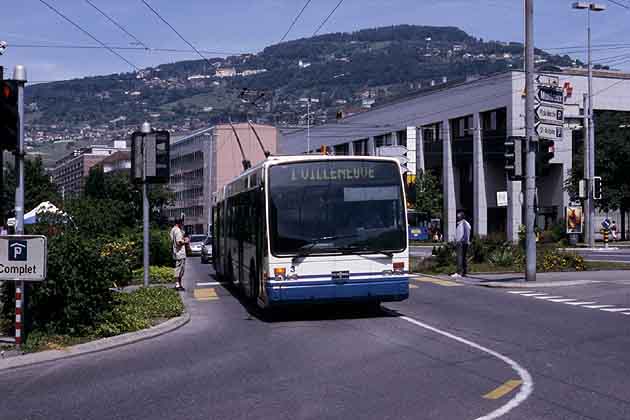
267;271;409;281
265;277;409;303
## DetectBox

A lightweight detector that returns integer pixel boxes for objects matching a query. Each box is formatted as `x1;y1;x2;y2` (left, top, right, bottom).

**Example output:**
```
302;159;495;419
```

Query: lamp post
572;2;605;248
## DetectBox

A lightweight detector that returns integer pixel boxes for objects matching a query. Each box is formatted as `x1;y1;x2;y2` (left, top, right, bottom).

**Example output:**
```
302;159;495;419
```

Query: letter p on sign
8;240;27;261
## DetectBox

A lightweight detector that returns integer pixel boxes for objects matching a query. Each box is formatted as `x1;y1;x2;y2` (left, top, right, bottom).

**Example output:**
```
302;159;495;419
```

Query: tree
414;169;443;219
1;157;61;223
593;111;630;239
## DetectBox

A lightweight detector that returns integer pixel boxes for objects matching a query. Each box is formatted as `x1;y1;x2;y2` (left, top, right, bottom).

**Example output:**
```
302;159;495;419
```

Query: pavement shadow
217;277;397;323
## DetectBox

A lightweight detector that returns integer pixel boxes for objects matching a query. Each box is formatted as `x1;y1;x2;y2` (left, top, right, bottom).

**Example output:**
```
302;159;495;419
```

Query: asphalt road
2;259;630;419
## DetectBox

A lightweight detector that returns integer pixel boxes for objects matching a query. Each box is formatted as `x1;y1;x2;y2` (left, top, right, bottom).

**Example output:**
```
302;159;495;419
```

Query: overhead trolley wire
9;43;247;56
313;0;346;36
140;0;216;69
84;0;150;50
37;0;140;70
280;0;315;42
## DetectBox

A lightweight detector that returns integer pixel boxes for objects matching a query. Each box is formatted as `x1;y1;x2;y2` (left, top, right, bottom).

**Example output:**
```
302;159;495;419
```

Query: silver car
200;236;213;264
187;234;207;257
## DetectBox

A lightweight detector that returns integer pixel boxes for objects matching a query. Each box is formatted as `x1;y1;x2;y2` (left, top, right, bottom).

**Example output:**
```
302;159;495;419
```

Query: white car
187;234;207;256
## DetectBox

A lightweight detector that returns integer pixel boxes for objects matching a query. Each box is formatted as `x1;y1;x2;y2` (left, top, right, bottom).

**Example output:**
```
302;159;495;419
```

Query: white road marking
196;282;220;286
623;313;630;315
546;298;578;303
564;301;597;306
518;293;548;297
398;315;533;420
600;307;630;312
508;291;535;294
533;296;564;300
583;304;615;309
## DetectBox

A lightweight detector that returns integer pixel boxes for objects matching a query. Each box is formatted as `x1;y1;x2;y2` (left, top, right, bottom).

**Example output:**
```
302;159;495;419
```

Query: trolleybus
212;155;409;308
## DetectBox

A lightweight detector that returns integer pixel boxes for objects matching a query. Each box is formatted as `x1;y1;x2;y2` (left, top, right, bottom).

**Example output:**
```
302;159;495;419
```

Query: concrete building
168;123;278;234
96;150;131;174
52;141;128;198
281;70;630;241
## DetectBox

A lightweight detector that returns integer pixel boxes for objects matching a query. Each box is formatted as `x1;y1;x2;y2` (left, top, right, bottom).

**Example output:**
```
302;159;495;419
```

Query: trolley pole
524;0;537;281
13;64;27;347
141;122;151;288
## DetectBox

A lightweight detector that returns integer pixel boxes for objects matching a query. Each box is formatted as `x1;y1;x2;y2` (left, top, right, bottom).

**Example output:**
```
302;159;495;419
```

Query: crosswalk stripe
583;304;614;309
600;307;630;312
519;293;548;297
546;298;578;303
564;301;597;306
534;296;564;300
508;291;535;294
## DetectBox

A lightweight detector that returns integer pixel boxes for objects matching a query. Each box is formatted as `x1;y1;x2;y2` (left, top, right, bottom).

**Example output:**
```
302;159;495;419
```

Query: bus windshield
268;160;406;256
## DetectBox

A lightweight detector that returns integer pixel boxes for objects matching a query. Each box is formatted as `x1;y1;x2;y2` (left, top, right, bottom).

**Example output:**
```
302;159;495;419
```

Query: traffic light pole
141;122;151;288
14;65;27;348
525;0;537;282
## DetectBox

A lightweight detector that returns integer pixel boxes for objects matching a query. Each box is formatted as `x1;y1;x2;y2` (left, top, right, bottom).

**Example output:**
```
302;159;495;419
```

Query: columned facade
472;112;488;237
442;120;457;241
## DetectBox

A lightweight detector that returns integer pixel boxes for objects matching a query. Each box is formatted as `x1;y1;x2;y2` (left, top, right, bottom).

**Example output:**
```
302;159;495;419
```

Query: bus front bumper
265;277;409;304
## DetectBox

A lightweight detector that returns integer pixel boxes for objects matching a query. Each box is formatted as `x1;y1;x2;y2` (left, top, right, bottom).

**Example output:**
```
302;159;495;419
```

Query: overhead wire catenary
37;0;140;70
84;0;150;50
280;0;314;42
313;0;345;36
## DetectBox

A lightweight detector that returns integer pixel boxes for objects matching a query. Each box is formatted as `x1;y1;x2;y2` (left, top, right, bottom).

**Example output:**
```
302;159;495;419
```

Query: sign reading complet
0;235;47;281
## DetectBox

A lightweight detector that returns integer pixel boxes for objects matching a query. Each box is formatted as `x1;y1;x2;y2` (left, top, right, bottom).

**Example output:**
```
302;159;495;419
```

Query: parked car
187;234;207;256
200;236;213;264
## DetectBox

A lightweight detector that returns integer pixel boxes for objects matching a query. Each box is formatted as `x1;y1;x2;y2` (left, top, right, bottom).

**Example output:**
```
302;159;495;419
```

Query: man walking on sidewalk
170;219;189;291
451;212;471;278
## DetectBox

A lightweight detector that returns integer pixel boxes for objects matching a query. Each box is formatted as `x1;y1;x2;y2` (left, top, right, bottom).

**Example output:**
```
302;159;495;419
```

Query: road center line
600;307;630;312
507;291;535;294
483;379;523;400
397;315;533;420
519;293;547;297
564;301;597;306
583;304;614;309
533;296;564;300
546;298;578;303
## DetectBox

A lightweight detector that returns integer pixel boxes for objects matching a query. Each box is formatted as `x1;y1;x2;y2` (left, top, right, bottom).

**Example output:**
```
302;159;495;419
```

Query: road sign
535;122;563;140
536;86;564;105
0;235;47;282
535;103;564;126
377;145;408;157
535;74;560;87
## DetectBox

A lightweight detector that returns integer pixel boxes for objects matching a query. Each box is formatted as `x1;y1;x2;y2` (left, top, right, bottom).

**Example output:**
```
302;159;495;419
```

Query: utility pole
141;121;151;288
583;93;591;246
14;65;27;348
524;0;537;281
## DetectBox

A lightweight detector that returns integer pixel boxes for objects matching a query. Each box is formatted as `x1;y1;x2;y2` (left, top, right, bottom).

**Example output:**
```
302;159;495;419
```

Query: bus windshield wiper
295;234;358;257
340;244;393;257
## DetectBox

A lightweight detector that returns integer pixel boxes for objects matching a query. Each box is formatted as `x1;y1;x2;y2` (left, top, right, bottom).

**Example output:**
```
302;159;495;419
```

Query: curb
0;312;190;372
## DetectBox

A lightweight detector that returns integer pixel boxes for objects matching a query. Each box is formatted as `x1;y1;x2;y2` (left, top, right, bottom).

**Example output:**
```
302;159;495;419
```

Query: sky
2;0;630;83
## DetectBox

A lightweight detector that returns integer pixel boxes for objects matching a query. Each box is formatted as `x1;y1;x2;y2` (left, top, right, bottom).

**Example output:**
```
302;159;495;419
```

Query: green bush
431;243;456;266
94;287;183;337
132;266;175;284
24;233;116;335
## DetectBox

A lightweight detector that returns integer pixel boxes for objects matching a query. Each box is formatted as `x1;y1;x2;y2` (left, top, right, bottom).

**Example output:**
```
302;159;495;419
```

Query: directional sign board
535;103;564;126
536;86;564;105
0;235;47;282
535;74;560;88
377;145;408;157
536;122;563;141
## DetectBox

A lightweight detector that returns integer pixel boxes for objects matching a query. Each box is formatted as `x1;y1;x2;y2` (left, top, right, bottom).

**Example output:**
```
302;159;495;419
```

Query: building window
333;143;350;156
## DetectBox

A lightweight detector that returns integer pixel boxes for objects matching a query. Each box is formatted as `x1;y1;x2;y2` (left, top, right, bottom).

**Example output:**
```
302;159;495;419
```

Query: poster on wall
566;206;583;234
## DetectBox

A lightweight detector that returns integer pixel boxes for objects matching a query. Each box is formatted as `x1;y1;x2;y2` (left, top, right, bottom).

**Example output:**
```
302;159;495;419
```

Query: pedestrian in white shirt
170;219;189;291
451;212;471;278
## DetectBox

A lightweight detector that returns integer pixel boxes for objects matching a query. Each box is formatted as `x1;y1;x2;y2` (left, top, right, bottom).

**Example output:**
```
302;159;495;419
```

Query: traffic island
0;287;188;371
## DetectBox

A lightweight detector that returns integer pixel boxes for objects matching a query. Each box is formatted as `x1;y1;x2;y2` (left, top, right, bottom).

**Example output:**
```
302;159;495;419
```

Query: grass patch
131;266;175;285
22;287;183;353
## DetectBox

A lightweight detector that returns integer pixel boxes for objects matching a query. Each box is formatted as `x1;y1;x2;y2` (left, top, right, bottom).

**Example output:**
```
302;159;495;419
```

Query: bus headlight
274;267;286;281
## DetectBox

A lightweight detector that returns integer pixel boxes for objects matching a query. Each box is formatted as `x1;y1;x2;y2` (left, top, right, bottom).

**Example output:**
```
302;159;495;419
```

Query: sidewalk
425;270;630;288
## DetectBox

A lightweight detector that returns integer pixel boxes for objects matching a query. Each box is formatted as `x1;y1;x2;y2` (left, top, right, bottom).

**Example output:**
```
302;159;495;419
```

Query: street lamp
572;2;606;248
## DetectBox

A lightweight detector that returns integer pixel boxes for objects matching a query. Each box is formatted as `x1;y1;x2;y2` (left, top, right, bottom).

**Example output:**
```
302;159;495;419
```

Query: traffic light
504;136;523;180
593;176;602;200
0;80;19;151
536;139;555;176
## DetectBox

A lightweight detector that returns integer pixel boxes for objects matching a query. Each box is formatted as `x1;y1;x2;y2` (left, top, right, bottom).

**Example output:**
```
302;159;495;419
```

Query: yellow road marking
413;277;462;287
483;380;523;400
194;287;219;301
409;284;419;289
